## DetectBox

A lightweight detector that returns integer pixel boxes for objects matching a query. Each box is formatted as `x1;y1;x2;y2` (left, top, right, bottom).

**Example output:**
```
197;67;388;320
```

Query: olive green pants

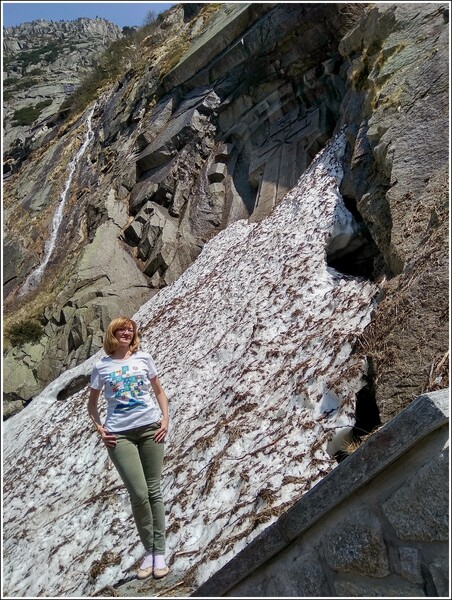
108;422;165;554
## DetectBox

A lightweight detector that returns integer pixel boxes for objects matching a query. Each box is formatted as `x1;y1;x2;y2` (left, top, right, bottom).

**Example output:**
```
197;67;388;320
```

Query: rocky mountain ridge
3;3;449;428
2;2;449;596
3;17;122;162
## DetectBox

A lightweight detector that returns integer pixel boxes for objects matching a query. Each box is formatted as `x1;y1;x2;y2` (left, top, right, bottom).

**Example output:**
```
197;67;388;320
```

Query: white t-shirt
90;351;161;432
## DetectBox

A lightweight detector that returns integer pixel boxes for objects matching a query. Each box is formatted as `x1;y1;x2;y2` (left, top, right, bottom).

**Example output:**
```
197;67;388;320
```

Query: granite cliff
3;17;122;160
2;2;449;597
3;3;449;427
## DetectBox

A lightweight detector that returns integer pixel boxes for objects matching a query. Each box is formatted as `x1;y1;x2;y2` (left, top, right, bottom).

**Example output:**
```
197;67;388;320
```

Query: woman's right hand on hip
100;427;117;448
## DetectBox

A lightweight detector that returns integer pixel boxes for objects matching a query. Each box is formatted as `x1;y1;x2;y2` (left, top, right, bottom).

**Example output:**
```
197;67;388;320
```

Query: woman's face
114;324;134;347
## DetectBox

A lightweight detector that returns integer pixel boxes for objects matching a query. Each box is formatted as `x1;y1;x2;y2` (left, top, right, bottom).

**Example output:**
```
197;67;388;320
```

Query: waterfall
20;105;96;295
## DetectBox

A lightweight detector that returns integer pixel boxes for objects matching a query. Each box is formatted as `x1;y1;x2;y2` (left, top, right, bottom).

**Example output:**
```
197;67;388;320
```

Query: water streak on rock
20;106;95;295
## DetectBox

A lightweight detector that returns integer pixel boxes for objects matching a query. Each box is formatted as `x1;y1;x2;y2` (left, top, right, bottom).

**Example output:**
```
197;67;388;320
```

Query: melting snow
3;133;380;596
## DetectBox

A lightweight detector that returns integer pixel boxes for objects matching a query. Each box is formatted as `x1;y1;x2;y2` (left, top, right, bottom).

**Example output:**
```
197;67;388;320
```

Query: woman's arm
150;376;169;443
87;387;117;448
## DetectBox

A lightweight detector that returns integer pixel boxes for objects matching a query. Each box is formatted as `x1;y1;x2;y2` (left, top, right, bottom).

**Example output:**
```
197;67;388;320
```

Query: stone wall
192;389;449;597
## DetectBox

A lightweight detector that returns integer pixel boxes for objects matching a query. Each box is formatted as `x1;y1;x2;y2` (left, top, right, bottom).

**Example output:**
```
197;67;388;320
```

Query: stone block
117;185;129;200
129;180;159;215
3;399;24;419
160;238;201;287
278;141;298;199
249;147;281;222
137;206;178;269
209;182;225;196
215;143;234;161
429;556;450;597
136;148;174;172
123;220;143;246
399;547;423;584
77;222;149;302
334;578;426;597
136;108;202;174
136;207;167;258
197;91;221;116
171;185;188;217
62;305;77;324
143;241;174;279
208;162;227;182
105;188;128;228
138;224;162;261
323;511;390;577
136;97;174;149
382;444;449;542
67;328;84;354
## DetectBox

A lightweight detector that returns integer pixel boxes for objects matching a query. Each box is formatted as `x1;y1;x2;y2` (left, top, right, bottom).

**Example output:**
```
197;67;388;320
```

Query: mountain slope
4;3;448;424
3;17;122;158
3;133;378;596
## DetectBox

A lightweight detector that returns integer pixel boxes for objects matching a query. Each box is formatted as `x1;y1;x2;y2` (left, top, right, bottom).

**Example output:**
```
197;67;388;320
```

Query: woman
87;316;170;580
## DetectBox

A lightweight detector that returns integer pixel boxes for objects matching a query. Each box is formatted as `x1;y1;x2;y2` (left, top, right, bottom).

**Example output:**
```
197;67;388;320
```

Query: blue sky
2;2;178;29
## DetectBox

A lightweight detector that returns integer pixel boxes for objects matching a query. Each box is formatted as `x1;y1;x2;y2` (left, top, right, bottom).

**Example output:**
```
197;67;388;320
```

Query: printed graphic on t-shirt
109;365;147;413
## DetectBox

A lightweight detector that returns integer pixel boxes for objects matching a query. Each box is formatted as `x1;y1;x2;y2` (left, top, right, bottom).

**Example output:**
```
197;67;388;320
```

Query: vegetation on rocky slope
2;3;448;429
58;4;224;119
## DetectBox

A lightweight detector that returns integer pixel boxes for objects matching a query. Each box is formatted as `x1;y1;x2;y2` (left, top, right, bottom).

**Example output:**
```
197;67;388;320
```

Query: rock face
2;2;449;430
337;3;449;421
3;18;122;159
